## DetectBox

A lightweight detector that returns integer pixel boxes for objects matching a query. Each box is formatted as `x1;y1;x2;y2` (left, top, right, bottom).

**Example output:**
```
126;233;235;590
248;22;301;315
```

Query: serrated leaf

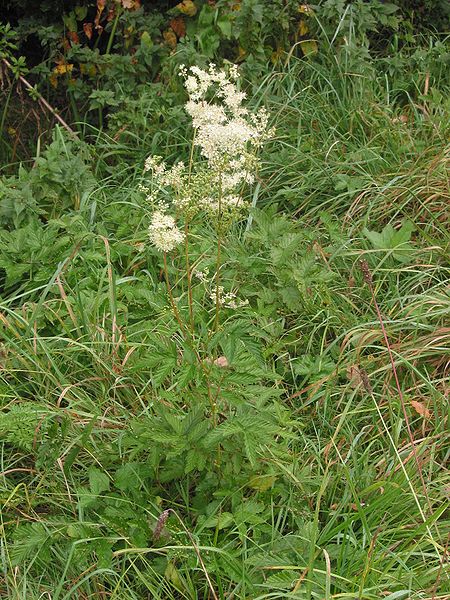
88;467;110;496
264;570;298;590
248;474;277;491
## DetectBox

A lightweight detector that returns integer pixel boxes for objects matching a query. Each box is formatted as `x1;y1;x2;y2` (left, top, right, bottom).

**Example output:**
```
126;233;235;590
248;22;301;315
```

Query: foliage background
0;1;449;599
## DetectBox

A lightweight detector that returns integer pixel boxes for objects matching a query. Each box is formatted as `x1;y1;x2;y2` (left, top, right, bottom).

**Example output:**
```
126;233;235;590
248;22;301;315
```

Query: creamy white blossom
159;161;186;188
148;211;185;252
199;194;245;214
181;64;271;157
144;155;166;176
185;101;227;128
221;170;254;191
210;285;249;309
141;64;273;226
194;268;210;283
178;63;273;204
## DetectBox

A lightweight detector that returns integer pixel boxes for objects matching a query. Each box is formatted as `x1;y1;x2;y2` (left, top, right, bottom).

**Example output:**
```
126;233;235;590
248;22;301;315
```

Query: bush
395;0;450;31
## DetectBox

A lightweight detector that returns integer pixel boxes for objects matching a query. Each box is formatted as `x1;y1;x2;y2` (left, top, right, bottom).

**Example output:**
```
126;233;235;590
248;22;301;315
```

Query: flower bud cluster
210;285;249;309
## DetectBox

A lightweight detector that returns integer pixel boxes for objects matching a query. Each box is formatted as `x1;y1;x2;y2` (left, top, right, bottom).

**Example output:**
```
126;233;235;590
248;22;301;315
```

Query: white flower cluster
180;63;273;186
210;285;249;310
148;211;185;252
144;155;166;177
197;193;242;213
194;268;210;283
144;63;273;251
194;268;248;309
144;156;186;191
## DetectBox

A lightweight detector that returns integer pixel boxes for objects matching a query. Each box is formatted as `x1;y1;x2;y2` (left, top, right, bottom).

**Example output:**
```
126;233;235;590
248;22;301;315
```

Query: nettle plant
142;63;272;332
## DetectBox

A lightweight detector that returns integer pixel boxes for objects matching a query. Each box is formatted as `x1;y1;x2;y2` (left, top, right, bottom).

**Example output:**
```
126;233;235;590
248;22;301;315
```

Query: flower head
144;155;166;176
148;211;185;252
180;63;273;173
141;64;273;227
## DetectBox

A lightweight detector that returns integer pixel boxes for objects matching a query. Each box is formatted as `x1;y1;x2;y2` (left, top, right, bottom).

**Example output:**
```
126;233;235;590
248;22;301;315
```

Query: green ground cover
0;7;449;598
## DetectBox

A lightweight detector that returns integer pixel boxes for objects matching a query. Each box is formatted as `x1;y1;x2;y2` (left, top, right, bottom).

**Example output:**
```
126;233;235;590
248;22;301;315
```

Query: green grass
0;52;449;599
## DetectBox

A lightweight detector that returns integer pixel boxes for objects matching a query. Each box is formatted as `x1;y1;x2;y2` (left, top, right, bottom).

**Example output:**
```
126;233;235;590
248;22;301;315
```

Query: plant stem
214;179;223;332
184;220;194;333
181;130;196;334
187;129;196;184
163;251;217;424
214;235;221;332
163;251;185;334
106;6;121;54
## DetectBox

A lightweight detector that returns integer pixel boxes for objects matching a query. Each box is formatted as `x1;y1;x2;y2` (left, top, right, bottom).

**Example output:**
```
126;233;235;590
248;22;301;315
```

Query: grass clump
0;51;449;600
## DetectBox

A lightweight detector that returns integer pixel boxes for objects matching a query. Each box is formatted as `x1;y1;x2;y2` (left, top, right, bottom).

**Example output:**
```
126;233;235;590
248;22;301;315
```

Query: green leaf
217;15;232;38
202;511;234;530
248;474;277;492
363;220;415;263
74;5;88;21
300;39;318;56
63;12;77;32
88;467;110;496
93;539;113;569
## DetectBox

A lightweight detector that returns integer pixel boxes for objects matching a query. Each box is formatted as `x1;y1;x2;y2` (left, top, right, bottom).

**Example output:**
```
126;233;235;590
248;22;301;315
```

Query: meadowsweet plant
143;63;273;330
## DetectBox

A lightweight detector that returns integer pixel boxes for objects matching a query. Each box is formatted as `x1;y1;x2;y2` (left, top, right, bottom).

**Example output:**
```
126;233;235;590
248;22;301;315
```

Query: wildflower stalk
163;251;186;335
181;130;197;335
145;64;273;423
214;178;223;332
214;234;221;332
163;251;217;424
187;129;196;184
184;220;194;334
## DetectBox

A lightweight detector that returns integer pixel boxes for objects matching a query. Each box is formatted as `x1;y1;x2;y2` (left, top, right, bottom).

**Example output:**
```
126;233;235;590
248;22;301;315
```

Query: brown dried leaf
163;29;177;49
83;22;93;40
347;365;363;389
170;17;186;38
95;0;106;29
300;39;318;56
204;355;230;368
392;115;408;124
213;356;229;368
67;31;79;45
298;19;308;36
54;62;74;75
298;4;313;14
122;0;141;8
411;400;431;419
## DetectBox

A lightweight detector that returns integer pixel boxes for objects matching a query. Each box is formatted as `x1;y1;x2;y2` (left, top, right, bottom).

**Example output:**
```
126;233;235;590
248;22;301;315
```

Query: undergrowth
0;51;449;599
